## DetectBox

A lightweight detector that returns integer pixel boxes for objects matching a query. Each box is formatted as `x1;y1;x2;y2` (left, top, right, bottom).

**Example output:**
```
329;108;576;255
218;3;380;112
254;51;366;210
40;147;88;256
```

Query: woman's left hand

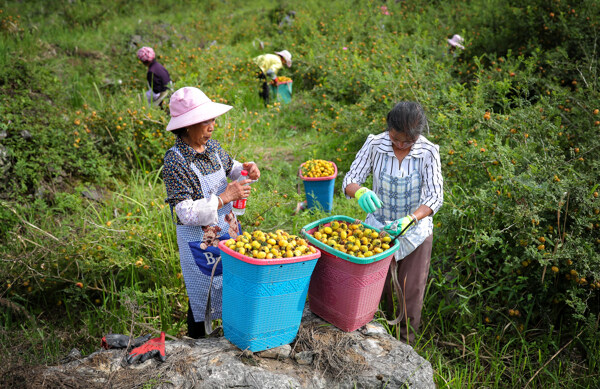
243;162;261;180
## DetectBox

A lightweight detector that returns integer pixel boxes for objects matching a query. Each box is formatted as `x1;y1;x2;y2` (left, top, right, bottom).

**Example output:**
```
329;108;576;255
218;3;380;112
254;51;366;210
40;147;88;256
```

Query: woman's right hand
220;179;252;204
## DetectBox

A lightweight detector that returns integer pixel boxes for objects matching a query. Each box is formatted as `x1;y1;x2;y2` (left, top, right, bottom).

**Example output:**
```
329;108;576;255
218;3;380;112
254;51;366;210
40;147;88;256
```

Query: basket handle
204;256;223;336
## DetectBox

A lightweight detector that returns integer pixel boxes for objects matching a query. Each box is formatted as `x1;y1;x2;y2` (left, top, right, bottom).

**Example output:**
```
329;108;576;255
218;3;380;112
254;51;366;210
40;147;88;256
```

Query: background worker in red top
136;46;172;107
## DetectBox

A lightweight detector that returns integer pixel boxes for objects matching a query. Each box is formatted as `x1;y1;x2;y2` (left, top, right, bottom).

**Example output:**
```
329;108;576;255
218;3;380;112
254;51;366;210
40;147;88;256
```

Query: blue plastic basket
300;162;337;213
219;241;320;352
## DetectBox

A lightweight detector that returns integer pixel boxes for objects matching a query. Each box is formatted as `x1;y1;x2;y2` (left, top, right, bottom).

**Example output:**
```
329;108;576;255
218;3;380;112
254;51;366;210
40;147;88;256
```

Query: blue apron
366;153;433;260
170;146;240;322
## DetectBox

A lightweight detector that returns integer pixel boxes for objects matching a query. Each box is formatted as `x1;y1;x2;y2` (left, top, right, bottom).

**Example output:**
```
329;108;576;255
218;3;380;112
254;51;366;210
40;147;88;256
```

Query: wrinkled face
389;130;417;150
188;118;216;146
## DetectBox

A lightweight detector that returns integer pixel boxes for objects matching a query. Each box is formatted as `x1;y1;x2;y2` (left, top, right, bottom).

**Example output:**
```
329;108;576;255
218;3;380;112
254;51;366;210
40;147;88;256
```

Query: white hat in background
447;34;465;50
275;50;292;67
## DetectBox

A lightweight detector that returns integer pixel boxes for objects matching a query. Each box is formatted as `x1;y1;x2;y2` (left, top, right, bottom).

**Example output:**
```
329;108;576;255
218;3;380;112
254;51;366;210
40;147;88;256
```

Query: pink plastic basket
302;215;397;332
307;249;392;332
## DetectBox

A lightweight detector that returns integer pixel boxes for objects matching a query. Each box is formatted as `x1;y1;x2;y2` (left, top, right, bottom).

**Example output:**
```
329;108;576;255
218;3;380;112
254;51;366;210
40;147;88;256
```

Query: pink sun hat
447;34;465;49
136;46;155;62
166;87;233;132
275;50;292;67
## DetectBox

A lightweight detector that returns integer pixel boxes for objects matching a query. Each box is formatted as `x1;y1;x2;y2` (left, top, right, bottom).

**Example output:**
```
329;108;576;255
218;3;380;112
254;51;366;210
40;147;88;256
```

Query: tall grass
1;0;599;387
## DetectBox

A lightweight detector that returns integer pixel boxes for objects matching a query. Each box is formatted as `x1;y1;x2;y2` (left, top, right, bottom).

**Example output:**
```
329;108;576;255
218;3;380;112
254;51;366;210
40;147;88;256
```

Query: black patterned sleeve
163;150;199;207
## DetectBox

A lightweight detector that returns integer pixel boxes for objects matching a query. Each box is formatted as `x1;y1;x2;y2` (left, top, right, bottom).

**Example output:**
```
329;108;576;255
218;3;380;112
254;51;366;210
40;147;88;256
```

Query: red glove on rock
126;331;167;364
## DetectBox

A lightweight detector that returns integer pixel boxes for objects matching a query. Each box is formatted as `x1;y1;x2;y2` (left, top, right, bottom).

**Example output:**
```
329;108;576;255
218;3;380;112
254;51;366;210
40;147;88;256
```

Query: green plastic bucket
300;215;400;264
269;80;293;104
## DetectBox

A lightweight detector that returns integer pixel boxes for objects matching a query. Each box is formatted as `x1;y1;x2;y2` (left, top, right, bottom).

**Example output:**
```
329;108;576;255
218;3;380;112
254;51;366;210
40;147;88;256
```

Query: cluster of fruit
276;76;292;83
301;159;335;178
224;230;317;259
308;220;392;258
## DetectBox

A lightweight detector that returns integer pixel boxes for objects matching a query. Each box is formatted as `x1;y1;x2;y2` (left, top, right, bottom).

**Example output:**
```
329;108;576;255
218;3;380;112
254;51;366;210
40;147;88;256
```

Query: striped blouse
342;131;444;215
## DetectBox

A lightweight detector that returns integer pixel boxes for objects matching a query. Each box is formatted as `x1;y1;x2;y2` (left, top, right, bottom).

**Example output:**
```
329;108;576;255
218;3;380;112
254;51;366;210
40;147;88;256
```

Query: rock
0;145;10;174
257;344;291;359
81;187;104;202
359;322;388;336
129;35;142;51
294;350;314;365
59;348;82;364
20;130;32;140
33;308;435;388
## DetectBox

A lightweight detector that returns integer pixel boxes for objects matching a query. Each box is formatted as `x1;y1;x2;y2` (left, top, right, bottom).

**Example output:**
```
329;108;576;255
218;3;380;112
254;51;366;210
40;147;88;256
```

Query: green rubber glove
384;215;416;236
355;187;383;213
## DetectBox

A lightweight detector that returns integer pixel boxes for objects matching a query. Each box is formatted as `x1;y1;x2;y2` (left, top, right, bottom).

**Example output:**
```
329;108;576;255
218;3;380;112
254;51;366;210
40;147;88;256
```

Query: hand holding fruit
221;179;252;204
355;187;383;213
384;215;417;236
242;162;260;180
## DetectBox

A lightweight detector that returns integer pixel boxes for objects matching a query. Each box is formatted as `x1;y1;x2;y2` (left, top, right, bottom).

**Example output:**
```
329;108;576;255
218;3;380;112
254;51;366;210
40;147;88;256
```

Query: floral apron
170;146;240;322
366;153;433;261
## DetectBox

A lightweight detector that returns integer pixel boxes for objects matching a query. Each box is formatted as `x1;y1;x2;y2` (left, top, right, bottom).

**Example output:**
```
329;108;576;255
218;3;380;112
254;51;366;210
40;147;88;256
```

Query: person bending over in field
343;101;443;344
252;50;292;104
137;46;172;107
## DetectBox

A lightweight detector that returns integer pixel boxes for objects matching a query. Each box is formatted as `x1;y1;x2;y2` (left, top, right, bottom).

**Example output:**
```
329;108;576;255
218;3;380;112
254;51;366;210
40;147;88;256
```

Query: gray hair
386;101;428;139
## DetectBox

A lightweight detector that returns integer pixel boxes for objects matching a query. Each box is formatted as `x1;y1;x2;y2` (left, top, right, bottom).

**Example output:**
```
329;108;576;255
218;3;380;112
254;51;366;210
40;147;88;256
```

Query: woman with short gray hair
343;101;443;344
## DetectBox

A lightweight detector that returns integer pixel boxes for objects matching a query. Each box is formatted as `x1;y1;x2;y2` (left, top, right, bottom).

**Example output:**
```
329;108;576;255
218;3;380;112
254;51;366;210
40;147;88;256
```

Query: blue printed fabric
366;154;433;260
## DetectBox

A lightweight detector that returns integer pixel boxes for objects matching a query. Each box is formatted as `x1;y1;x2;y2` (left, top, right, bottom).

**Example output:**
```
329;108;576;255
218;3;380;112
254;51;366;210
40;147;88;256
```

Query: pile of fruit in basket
276;76;292;83
308;220;392;258
301;159;335;178
225;230;317;259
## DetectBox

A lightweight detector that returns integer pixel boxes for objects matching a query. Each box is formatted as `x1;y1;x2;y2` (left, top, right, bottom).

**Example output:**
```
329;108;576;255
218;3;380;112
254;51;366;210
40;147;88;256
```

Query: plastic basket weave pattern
301;215;398;332
218;241;320;352
299;162;338;213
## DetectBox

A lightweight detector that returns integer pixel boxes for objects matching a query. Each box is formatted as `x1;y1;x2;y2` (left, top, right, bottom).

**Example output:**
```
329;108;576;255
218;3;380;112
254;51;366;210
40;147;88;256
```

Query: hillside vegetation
1;0;599;387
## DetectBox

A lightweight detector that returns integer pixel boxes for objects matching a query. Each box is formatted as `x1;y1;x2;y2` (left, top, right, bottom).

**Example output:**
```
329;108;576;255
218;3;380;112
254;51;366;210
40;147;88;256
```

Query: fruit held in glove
309;220;392;258
224;230;317;259
301;159;335;178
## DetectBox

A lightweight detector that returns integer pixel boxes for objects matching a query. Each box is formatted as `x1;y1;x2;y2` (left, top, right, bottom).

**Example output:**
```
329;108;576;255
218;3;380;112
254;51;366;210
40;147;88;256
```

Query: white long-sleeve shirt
342;132;443;215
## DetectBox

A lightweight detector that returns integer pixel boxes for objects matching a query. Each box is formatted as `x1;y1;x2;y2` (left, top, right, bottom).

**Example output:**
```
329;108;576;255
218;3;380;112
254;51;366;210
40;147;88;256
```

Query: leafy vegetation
1;0;599;387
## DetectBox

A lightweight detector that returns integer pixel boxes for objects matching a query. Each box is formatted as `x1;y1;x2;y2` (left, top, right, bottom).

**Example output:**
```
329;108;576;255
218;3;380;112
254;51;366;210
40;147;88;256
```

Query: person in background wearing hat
253;50;292;104
163;87;261;338
447;34;465;58
137;46;172;107
343;101;443;344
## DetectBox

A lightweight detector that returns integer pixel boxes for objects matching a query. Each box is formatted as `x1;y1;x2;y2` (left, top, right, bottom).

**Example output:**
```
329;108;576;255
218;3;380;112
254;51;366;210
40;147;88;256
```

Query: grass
1;0;600;387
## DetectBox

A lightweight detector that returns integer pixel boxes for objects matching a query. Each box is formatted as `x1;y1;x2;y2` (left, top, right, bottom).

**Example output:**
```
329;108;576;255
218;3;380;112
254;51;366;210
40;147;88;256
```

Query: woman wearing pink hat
136;46;172;107
162;87;260;338
253;50;292;104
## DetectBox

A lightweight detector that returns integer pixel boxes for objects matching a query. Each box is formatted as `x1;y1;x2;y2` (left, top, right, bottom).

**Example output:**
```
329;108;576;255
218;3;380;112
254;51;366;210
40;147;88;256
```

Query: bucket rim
218;240;321;265
300;215;399;264
299;161;338;181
